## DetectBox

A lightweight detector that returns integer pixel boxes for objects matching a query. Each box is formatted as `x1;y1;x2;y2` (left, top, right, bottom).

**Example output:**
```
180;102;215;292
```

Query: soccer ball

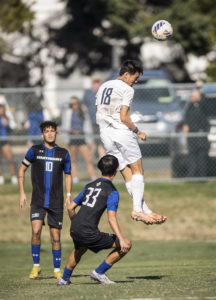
152;20;173;41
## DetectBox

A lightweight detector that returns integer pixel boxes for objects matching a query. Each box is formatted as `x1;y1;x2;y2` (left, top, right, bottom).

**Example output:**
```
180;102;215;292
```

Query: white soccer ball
151;20;173;41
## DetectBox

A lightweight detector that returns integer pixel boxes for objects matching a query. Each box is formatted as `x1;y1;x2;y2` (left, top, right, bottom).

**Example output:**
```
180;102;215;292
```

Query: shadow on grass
127;275;167;280
79;279;134;285
36;276;55;280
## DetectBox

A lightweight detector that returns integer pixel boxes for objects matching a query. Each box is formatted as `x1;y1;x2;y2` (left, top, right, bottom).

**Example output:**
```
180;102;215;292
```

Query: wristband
133;127;139;134
66;193;71;197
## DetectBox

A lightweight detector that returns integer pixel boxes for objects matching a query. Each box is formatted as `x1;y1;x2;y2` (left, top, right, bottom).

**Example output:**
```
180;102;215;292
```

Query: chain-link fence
0;83;216;184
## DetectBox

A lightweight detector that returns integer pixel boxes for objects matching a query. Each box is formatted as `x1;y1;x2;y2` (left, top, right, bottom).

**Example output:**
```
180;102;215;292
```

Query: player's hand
137;130;147;141
19;193;27;209
119;237;131;253
65;196;71;208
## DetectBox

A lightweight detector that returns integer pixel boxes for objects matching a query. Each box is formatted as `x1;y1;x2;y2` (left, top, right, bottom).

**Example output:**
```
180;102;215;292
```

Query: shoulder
30;144;44;153
32;144;43;150
102;179;117;192
55;146;69;156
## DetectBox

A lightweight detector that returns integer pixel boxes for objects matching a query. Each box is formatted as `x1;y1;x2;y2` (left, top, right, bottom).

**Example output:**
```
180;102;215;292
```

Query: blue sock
62;267;73;282
32;244;40;265
52;249;61;268
95;260;112;274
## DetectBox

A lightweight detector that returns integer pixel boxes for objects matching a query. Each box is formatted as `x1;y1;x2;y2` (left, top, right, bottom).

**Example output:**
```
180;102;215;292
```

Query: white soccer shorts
100;126;142;171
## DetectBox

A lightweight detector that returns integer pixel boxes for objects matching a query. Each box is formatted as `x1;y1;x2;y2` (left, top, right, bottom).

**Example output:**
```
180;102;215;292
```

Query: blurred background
1;0;216;184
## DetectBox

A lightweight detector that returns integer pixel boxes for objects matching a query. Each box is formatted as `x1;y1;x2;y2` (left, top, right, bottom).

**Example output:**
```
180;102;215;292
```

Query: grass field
0;181;216;299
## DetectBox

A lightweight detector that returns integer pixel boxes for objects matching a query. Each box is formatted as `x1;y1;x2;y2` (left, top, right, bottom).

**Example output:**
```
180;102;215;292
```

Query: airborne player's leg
122;165;166;224
121;163;155;224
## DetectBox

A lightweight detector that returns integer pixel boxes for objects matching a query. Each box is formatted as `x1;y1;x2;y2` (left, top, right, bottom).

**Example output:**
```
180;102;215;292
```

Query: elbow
120;115;127;124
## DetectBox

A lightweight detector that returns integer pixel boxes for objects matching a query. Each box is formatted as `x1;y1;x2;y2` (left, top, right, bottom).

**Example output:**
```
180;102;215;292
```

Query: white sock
142;198;152;215
34;264;40;267
126;179;152;214
54;268;60;272
125;181;132;197
131;174;144;212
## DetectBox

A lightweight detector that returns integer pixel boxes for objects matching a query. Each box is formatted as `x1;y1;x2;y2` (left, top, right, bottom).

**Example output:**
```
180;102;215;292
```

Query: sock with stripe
32;244;40;266
52;249;61;270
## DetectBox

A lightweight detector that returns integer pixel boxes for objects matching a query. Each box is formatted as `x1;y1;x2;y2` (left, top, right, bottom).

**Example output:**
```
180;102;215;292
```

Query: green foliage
48;0;216;77
0;0;34;34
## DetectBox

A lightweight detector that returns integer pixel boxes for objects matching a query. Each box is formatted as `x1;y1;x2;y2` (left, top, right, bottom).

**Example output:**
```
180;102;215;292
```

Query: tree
0;0;34;87
46;0;215;81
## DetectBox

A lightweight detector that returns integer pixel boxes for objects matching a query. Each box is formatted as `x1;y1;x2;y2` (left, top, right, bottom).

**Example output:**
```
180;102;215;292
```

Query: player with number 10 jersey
23;143;71;209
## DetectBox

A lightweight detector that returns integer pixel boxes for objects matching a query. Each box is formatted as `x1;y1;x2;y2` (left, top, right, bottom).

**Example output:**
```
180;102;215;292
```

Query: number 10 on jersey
100;88;113;105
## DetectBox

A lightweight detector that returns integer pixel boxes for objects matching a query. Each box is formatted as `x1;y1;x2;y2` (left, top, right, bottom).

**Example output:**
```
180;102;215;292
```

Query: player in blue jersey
18;121;72;280
57;154;131;285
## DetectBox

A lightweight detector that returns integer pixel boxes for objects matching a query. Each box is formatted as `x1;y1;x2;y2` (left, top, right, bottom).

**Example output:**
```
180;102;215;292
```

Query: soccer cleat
90;270;116;284
131;211;156;225
150;213;167;224
57;278;72;286
29;266;41;279
54;270;63;279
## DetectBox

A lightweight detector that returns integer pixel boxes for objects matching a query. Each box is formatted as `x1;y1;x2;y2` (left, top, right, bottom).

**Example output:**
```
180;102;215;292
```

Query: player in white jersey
96;60;167;225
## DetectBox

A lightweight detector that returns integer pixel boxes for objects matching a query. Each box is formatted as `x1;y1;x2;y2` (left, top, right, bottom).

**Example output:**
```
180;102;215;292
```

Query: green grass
0;241;216;299
1;181;216;299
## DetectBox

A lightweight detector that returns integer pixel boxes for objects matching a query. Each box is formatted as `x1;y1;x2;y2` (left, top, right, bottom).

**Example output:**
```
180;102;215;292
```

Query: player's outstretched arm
18;164;28;209
108;211;131;253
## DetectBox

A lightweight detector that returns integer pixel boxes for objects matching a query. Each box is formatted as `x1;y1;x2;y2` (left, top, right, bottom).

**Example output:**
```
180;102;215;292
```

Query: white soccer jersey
96;79;134;130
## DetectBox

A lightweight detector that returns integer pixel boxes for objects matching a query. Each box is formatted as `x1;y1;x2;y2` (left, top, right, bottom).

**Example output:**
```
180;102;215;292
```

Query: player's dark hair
97;155;119;177
40;121;57;133
119;60;143;76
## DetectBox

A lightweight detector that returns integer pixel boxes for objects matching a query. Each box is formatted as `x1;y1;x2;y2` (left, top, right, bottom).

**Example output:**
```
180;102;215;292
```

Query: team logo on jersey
96;182;101;186
59;222;62;225
32;213;40;218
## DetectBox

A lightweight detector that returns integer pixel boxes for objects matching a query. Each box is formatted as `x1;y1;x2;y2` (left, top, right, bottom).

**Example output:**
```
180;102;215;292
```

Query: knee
51;237;61;246
32;228;41;240
125;238;132;252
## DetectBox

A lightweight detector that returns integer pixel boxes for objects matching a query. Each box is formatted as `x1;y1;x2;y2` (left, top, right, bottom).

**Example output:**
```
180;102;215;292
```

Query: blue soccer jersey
22;144;71;209
71;178;119;234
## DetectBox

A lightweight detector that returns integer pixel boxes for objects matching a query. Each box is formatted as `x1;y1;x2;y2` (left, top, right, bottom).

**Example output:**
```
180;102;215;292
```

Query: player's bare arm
18;164;28;209
67;200;77;220
120;105;147;141
108;210;131;253
65;173;72;207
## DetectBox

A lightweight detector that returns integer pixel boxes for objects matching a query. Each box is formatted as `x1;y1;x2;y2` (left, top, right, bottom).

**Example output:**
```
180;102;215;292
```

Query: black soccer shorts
70;231;116;253
30;205;63;229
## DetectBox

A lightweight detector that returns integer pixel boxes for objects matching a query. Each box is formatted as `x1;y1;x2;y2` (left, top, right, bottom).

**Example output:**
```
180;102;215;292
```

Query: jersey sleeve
73;186;86;205
107;190;119;212
64;151;71;174
22;147;34;167
121;87;134;107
